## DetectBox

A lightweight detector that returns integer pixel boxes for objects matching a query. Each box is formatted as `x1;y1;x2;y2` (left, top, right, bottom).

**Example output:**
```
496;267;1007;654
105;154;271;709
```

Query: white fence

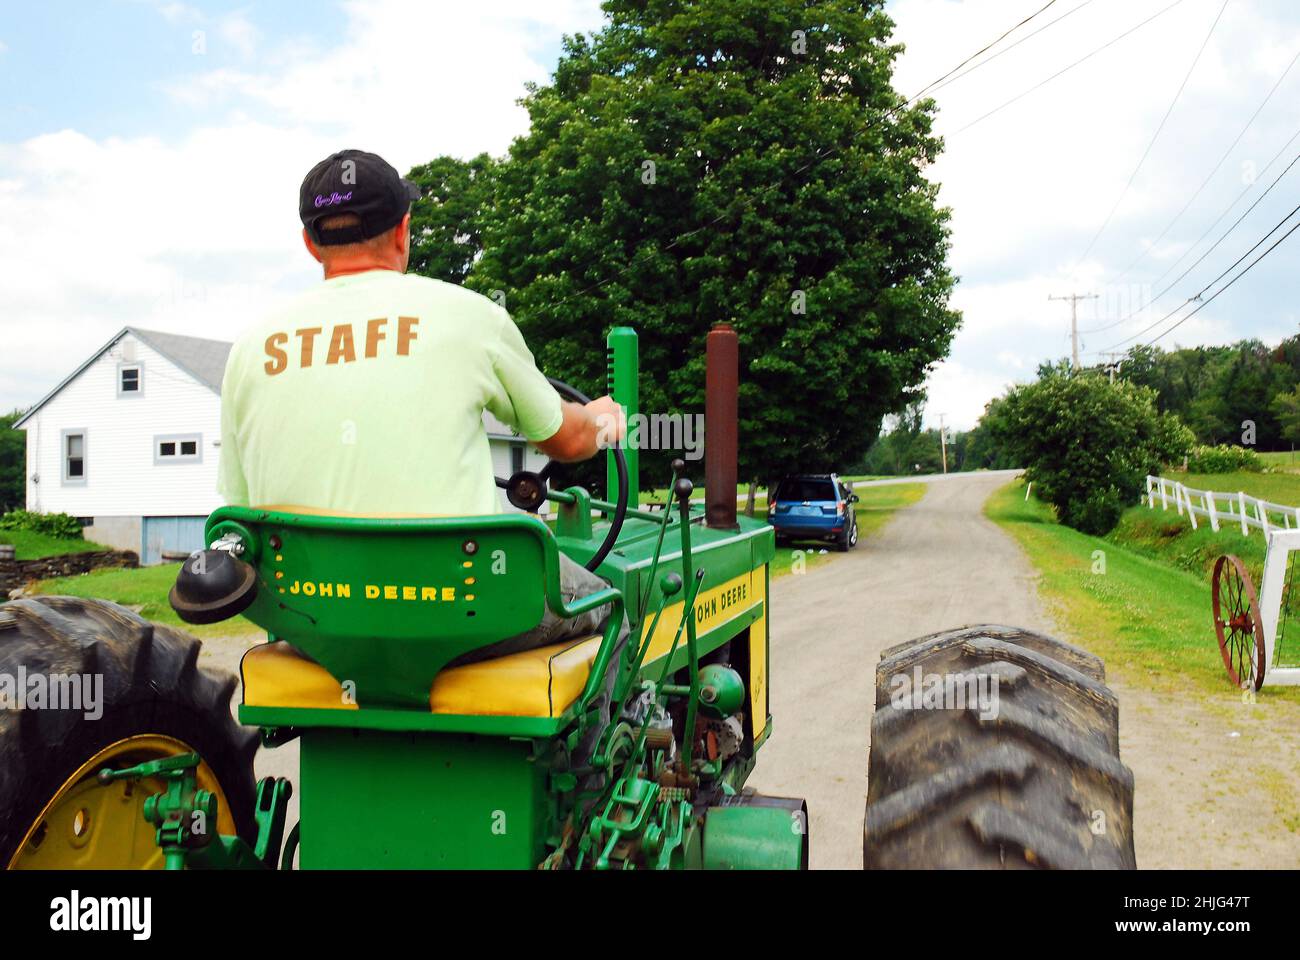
1146;475;1300;536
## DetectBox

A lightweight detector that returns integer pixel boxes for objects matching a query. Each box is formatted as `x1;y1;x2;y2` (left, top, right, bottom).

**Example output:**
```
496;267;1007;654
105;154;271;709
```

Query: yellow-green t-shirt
218;270;563;516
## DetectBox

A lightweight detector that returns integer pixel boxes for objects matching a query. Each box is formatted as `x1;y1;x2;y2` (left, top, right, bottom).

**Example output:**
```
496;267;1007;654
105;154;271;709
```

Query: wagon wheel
1212;554;1266;691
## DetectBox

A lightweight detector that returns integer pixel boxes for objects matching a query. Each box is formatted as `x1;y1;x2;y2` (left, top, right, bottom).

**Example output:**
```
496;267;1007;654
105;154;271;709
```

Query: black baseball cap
299;149;420;246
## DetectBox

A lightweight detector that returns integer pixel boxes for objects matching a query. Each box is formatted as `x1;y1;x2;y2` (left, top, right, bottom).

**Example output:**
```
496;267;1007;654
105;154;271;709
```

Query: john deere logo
286;580;459;602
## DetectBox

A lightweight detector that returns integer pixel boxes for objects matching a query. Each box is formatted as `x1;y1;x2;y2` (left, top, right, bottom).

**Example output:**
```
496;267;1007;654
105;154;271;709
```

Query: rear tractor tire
0;597;259;869
864;625;1135;869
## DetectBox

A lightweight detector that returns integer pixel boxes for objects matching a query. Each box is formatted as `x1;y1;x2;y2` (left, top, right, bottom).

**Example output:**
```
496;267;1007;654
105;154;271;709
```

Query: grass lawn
1259;450;1300;472
30;563;261;639
0;529;109;561
1163;469;1300;505
986;479;1300;702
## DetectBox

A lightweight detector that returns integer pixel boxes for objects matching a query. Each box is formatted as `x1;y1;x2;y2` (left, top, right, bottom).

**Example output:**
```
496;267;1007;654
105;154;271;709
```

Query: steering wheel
495;377;629;572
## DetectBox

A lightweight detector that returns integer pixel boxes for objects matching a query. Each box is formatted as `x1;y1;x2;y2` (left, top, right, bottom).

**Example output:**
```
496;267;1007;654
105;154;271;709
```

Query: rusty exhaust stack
705;322;739;530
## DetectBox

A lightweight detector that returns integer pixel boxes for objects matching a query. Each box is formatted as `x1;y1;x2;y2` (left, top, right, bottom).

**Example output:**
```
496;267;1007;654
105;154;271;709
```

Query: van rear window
776;479;836;502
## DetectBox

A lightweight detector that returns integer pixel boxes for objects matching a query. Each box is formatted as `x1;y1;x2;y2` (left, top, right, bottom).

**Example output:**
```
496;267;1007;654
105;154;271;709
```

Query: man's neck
322;258;403;280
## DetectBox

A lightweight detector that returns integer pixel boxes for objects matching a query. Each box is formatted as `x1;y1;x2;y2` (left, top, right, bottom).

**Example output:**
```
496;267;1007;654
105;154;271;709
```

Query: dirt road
747;470;1049;868
748;470;1300;869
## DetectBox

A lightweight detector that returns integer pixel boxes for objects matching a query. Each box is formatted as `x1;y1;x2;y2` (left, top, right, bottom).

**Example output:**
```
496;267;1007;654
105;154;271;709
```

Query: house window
62;430;87;485
118;360;144;397
510;443;525;475
155;434;202;464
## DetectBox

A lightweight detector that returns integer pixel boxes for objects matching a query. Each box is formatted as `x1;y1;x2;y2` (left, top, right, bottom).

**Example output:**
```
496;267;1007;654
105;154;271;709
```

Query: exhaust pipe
705;322;739;530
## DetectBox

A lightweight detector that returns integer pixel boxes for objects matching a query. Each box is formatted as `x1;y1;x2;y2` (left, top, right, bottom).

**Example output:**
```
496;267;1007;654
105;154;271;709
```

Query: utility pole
938;413;948;474
1097;351;1125;383
1049;292;1098;370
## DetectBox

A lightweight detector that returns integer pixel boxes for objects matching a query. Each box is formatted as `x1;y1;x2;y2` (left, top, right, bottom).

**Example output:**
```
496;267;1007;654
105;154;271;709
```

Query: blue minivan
767;474;859;551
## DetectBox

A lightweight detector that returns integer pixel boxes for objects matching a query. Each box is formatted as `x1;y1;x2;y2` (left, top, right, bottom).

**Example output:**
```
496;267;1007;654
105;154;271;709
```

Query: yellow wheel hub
7;735;237;870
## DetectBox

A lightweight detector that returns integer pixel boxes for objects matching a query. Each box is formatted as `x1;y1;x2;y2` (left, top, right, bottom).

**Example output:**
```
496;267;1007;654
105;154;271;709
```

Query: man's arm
486;307;625;462
536;395;625;462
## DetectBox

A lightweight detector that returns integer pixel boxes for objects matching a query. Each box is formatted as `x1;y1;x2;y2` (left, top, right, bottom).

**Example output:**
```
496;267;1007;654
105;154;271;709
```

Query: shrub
0;510;84;540
1059;485;1128;536
988;373;1195;536
1185;444;1261;473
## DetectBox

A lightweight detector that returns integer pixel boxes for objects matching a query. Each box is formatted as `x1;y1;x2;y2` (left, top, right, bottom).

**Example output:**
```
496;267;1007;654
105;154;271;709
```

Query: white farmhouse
16;327;549;564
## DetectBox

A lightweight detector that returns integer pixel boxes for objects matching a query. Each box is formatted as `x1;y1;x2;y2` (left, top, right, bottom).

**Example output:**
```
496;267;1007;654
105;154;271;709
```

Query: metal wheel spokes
1212;554;1266;691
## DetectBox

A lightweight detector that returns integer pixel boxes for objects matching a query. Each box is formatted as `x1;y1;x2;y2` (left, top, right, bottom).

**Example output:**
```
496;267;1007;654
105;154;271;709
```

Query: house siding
22;333;222;520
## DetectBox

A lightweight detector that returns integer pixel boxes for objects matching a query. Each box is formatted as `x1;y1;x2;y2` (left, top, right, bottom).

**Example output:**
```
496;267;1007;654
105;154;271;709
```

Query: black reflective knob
674;476;694;503
505;471;547;512
169;550;258;625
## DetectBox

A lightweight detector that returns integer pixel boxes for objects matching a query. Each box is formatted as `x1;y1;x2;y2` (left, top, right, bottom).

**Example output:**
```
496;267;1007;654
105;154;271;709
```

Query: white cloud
219;12;259;60
922;359;1019;431
0;1;606;411
887;0;1300;426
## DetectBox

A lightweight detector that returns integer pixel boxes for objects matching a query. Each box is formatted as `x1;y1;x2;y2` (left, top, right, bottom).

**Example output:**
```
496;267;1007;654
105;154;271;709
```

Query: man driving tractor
218;148;627;664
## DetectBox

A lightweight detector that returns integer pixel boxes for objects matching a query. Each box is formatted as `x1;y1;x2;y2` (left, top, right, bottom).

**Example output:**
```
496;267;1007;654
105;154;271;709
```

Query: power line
1076;0;1229;264
953;0;1189;135
1146;215;1300;346
1104;48;1300;285
1078;135;1300;335
1096;199;1300;351
1146;126;1300;290
910;0;1062;101
923;0;1095;99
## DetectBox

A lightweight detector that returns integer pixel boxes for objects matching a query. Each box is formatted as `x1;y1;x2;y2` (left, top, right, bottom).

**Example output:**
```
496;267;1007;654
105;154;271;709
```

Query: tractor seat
241;635;602;719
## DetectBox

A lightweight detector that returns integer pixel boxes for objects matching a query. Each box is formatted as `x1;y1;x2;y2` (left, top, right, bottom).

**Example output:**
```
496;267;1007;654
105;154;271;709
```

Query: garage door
142;516;208;566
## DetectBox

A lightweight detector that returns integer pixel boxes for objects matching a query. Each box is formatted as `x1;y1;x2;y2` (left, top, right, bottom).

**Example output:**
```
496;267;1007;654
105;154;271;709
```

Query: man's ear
303;228;325;264
394;213;411;256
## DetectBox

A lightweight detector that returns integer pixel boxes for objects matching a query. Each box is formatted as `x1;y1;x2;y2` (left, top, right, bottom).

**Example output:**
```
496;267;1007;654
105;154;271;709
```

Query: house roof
130;327;232;392
14;326;233;428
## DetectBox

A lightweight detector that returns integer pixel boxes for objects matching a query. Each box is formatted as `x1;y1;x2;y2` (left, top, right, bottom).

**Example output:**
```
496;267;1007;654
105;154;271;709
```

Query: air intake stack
705;323;739;531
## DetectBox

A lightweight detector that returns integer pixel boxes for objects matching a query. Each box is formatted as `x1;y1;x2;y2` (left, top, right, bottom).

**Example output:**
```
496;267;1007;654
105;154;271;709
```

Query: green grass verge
0;529;109;561
1109;502;1267;586
986;479;1300;702
30;563;260;639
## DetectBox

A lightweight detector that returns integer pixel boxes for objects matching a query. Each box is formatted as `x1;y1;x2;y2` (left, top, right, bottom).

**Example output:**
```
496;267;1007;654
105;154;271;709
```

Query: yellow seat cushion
241;637;602;719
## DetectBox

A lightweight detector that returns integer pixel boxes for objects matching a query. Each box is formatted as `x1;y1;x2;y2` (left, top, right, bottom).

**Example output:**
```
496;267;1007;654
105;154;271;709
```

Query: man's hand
586;395;627;449
535;395;627;462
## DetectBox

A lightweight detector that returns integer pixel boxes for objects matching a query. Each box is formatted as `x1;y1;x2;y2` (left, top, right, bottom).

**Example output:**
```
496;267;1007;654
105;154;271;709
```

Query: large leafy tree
411;0;959;489
407;154;499;285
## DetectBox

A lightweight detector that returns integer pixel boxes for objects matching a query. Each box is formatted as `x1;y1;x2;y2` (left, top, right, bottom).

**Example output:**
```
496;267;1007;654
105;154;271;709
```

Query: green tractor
0;324;1135;870
0;325;806;870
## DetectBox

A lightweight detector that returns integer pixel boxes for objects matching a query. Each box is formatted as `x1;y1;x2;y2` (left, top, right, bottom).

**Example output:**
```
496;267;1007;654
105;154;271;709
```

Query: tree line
937;334;1300;535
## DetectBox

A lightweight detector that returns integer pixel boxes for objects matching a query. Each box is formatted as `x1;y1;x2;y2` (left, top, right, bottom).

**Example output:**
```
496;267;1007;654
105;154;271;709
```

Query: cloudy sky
1;0;1297;429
